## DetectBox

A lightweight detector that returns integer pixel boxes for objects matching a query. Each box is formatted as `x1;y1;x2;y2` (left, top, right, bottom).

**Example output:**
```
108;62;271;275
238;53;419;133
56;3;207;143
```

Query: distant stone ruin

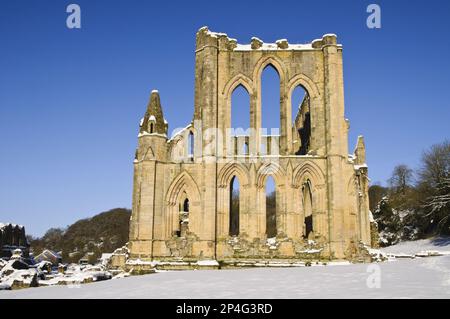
0;223;29;259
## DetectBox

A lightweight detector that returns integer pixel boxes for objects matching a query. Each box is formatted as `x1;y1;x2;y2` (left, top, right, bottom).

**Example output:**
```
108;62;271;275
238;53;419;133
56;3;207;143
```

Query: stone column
322;34;349;258
129;159;156;259
279;81;289;155
194;27;220;258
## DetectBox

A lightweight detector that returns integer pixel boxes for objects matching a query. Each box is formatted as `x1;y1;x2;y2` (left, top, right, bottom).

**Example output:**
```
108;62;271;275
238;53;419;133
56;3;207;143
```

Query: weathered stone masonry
128;27;371;266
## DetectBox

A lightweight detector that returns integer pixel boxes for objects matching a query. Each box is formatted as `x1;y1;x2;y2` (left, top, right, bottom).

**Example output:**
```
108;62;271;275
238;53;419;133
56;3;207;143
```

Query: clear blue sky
1;0;449;236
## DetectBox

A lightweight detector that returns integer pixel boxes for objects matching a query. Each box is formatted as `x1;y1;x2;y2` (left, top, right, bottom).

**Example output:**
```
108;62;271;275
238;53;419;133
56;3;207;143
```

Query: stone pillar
194;27;220;258
194;26;219;158
322;34;349;258
129;159;155;259
249;93;259;155
279;81;289;156
354;136;371;245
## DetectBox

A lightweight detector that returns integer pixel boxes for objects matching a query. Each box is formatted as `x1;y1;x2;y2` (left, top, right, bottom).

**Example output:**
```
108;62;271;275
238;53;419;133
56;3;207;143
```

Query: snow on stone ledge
235;43;314;51
195;260;219;266
138;132;167;138
297;248;323;254
126;259;156;266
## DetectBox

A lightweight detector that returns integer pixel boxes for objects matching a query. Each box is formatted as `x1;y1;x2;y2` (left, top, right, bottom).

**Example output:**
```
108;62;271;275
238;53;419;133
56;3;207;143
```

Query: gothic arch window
303;180;313;238
188;131;194;157
231;84;250;135
291;85;311;155
229;176;240;236
150;122;154;133
265;175;277;238
261;64;280;137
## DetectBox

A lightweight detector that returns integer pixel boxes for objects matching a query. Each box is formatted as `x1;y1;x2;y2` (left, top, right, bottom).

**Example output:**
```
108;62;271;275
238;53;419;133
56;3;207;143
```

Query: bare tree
419;141;450;234
388;164;414;194
419;140;450;190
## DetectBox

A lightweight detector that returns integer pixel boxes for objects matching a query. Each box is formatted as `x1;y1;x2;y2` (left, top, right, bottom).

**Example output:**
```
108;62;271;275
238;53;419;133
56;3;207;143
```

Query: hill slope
30;208;131;263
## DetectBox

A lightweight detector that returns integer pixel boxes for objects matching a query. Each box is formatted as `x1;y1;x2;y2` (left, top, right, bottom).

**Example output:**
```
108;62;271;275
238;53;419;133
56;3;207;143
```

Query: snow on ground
1;239;450;299
380;237;450;255
1;257;450;298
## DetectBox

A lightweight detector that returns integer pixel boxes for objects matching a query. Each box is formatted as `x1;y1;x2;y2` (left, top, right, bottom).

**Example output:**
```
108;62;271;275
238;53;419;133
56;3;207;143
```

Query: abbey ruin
127;27;371;268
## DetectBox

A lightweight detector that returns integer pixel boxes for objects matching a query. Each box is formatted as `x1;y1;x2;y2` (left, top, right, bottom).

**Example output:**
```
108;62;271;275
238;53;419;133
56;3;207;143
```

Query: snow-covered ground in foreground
1;239;450;299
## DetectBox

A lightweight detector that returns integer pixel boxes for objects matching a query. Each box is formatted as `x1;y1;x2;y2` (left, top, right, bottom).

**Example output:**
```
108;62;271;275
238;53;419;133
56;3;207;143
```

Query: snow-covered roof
167;123;193;142
36;249;62;259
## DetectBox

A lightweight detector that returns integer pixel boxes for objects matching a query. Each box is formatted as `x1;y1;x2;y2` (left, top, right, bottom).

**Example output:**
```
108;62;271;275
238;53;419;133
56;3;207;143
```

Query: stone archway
217;162;250;237
292;161;327;239
165;171;201;239
256;162;287;238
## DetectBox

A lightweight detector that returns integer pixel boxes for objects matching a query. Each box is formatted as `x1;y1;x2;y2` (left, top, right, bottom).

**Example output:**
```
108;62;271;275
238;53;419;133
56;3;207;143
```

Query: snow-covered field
1;238;450;299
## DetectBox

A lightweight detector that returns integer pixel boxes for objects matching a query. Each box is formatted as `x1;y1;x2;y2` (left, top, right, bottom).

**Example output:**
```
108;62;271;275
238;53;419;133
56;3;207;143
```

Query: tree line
27;208;131;264
369;140;450;246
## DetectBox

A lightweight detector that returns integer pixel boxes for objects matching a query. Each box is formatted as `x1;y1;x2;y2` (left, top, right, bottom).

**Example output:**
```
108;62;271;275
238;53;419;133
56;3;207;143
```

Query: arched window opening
265;176;277;238
303;181;313;239
229;176;240;236
188;131;194;157
261;65;280;138
177;197;190;237
292;85;311;155
183;198;190;212
150;122;154;133
231;85;250;135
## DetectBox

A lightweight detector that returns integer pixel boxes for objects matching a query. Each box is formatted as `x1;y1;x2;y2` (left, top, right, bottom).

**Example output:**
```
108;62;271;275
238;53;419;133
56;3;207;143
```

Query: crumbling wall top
196;26;342;52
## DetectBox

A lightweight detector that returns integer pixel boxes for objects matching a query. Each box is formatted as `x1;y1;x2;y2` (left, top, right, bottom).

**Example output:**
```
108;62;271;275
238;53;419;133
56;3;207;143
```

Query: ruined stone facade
128;27;371;265
0;223;29;259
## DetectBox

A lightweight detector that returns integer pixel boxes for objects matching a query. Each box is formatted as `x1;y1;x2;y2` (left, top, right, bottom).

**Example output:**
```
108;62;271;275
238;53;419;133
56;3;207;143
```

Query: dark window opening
305;215;313;238
303;181;314;238
183;198;190;212
175;198;190;238
297;112;311;155
229;176;240;236
266;176;277;238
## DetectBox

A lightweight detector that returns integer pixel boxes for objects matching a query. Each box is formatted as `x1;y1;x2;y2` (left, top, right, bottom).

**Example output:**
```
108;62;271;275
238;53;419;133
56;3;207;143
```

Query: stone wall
128;27;372;265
